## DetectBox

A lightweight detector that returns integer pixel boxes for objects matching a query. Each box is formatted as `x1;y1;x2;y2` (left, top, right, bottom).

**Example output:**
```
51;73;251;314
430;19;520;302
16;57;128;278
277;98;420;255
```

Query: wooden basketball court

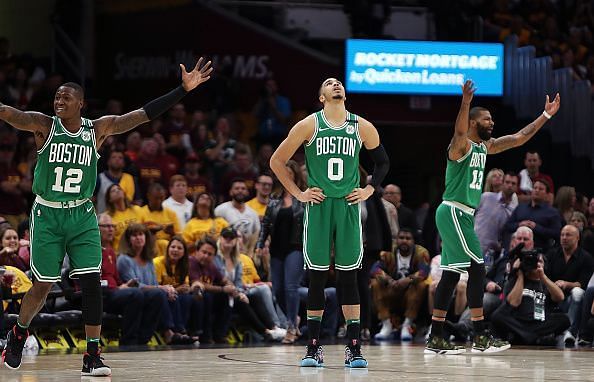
2;344;593;381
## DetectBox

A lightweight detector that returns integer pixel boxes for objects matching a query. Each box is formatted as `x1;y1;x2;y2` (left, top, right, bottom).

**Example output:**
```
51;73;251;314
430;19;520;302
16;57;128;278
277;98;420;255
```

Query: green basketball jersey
442;141;487;208
33;116;99;202
304;110;362;198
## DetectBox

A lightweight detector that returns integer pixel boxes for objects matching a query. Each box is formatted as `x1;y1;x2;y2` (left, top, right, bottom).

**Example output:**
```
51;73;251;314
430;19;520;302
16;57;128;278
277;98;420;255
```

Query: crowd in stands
479;0;594;88
2;32;594;349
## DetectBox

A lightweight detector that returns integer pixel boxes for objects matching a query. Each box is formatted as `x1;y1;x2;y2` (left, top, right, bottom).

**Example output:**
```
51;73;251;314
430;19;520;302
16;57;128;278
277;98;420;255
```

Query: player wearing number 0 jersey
303;110;362;271
426;79;560;355
0;58;213;376
270;78;389;368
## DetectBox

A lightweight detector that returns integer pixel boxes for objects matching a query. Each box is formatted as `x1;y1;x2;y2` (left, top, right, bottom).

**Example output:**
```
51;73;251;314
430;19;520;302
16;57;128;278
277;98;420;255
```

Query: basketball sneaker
300;339;324;367
424;335;466;355
344;339;368;368
2;325;28;369
472;330;511;353
81;351;111;376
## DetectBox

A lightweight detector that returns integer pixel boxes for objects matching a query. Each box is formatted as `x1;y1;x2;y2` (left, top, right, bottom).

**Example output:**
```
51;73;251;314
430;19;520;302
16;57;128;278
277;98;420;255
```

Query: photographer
491;247;569;345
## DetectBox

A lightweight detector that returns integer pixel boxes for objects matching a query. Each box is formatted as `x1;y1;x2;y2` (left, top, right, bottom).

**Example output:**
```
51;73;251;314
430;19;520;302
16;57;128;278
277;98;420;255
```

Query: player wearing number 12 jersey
426;80;560;355
270;78;389;368
0;58;213;376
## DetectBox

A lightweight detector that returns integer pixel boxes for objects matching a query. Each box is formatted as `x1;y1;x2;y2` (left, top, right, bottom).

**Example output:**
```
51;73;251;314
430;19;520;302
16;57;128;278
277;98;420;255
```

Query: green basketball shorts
435;201;483;273
303;197;363;271
30;196;102;282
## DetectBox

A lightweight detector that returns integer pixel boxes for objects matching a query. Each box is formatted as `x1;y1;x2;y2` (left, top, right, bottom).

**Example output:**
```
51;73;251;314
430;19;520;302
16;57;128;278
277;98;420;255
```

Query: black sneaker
577;338;593;347
424;335;466;355
300;339;324;367
472;330;511;353
2;326;28;370
81;351;111;376
344;339;368;368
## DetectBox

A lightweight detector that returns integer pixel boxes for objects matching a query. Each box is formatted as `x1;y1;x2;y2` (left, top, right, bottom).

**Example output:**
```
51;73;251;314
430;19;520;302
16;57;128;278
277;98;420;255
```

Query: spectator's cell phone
0;266;5;276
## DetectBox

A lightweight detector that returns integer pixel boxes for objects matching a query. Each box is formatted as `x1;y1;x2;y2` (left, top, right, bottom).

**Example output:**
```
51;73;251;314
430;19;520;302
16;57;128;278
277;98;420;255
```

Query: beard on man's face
477;125;492;141
232;193;248;203
398;244;411;254
332;94;344;100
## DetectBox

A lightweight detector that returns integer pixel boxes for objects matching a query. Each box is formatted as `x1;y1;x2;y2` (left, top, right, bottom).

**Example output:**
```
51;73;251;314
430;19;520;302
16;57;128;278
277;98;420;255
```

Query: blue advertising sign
345;39;504;96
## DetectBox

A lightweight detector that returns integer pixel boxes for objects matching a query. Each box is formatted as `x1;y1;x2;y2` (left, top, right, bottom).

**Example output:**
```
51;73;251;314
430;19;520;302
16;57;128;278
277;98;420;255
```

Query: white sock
403;318;413;327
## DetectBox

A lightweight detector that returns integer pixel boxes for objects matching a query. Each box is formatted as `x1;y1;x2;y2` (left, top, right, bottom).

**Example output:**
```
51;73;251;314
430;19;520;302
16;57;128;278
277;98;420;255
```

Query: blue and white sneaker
300;339;324;367
344;339;368;368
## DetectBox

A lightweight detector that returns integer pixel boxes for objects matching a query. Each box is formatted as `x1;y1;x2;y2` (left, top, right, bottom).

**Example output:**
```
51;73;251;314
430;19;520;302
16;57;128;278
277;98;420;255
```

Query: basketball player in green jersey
425;80;560;354
0;58;212;375
270;78;389;368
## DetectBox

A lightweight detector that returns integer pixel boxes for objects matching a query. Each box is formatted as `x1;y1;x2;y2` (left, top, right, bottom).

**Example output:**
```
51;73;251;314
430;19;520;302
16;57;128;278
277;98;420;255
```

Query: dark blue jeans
271;251;304;327
104;287;163;345
579;286;594;341
202;291;232;342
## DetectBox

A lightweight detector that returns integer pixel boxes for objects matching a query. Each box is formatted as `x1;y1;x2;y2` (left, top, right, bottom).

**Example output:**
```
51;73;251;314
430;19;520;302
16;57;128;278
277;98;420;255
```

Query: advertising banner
346;39;504;96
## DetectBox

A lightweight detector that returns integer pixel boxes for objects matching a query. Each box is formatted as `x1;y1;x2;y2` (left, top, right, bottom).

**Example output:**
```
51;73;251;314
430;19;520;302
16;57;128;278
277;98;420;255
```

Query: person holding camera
483;227;534;319
545;224;594;345
370;228;430;341
490;246;569;345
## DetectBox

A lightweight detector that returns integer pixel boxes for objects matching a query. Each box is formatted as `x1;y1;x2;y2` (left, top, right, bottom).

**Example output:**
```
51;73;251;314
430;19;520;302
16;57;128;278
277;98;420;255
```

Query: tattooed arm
0;102;53;148
448;80;475;161
93;110;149;147
486;93;561;154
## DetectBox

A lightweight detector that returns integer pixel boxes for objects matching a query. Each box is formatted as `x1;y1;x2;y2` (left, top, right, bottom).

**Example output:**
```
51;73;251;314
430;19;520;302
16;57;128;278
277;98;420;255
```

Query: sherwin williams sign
346;39;504;96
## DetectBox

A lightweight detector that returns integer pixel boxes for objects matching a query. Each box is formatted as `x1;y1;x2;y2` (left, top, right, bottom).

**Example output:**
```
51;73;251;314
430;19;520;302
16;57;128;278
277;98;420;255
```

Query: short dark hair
196;236;217;252
469;107;489;121
533;179;551;192
61;82;85;99
504;171;519;181
398;227;415;238
230;177;246;189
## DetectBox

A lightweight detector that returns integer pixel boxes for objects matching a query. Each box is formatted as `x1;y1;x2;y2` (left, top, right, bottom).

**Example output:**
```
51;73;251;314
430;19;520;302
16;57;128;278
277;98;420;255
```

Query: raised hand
180;57;213;92
461;79;476;104
544;93;561;117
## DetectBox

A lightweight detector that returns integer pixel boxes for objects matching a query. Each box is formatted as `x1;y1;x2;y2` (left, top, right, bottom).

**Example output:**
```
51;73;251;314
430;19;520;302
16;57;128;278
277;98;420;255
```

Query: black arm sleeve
142;85;188;120
368;144;389;189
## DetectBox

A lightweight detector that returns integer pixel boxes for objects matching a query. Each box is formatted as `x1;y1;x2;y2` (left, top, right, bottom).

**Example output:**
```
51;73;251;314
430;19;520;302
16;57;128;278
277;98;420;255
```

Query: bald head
383;184;402;206
560;224;580;254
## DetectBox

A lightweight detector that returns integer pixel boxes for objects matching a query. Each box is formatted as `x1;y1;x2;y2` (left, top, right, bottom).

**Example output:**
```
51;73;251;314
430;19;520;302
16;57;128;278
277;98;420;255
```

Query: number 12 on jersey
52;166;83;193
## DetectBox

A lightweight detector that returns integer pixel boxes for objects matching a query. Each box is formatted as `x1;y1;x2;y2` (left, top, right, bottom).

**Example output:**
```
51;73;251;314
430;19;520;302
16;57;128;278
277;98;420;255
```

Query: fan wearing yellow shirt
153;236;201;336
141;183;180;256
246;174;274;220
105;184;145;252
183;192;229;244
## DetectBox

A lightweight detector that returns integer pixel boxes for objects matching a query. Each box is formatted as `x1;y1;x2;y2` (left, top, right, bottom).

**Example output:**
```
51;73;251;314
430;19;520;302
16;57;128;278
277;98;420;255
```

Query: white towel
519;168;533;193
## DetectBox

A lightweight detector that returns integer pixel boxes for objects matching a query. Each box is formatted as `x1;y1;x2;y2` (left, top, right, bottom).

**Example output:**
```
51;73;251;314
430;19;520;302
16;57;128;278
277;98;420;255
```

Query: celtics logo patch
81;131;91;142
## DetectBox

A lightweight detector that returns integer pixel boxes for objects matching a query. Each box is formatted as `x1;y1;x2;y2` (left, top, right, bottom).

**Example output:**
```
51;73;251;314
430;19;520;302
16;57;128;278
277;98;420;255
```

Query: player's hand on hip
298;187;325;204
180;57;213;92
345;185;374;204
